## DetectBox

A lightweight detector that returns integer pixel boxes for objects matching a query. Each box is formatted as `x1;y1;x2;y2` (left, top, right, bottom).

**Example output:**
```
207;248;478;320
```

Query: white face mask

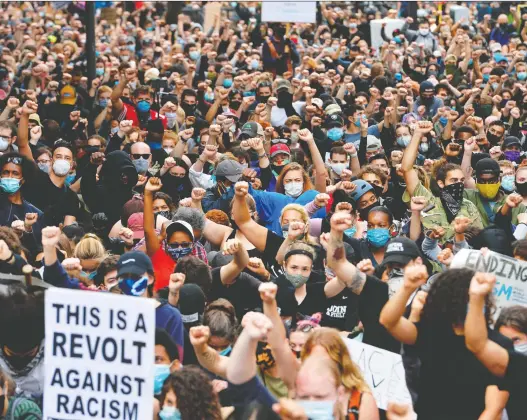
163;147;174;155
514;342;527;355
419;28;430;36
52;159;71;177
331;163;347;176
0;136;9;152
284;181;304;197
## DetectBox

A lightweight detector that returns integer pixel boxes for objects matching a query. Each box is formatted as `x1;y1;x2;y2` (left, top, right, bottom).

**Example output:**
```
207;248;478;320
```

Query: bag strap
346;388;362;420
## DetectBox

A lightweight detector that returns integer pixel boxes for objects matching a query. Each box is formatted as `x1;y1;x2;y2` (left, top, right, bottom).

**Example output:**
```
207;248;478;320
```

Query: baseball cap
494;53;508;63
367;135;382;151
60;84;76;105
502;136;521;149
144;68;160;83
275;78;292;93
238;121;264;140
29;113;42;127
165;220;195;242
490;43;502;53
325;113;345;128
312;98;323;109
127;212;145;240
179;284;206;324
350;179;373;202
270;143;291;158
475;158;500;178
215;159;243;183
117;251;153;277
121;195;144;227
325;104;342;115
382;237;421;267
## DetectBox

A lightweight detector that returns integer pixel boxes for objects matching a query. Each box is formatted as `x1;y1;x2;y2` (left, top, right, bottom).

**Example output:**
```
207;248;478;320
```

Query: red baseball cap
127;212;145;239
270;143;291;158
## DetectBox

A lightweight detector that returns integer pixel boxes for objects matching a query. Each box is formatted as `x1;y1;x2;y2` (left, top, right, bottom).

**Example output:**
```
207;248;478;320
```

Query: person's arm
465;272;509;377
220;239;249;285
205;89;225;124
298;128;326;193
402;121;433;196
17;101;38;161
409;196;426;241
232;182;269;252
461;137;477;189
480;386;508;420
202;219;232;248
189;325;229;378
143;177;162;256
276;221;307;265
41;226;81;289
379;264;427;346
259;283;298;390
111;68;135;114
226;312;273;385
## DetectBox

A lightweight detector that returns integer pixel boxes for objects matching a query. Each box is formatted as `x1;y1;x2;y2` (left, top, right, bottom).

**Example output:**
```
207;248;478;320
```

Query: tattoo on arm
331;239;345;261
201;348;218;367
349;268;366;295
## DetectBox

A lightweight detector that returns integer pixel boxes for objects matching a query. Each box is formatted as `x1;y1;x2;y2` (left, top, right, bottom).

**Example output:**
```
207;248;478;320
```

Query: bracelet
258;152;267;158
349;153;358;158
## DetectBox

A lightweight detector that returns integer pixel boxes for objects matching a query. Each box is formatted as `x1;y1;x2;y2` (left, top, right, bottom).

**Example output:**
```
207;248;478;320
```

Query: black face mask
487;133;502;145
372;184;384;198
256;94;270;104
181;102;196;116
516;181;527;196
271;163;286;174
230;100;242;111
277;91;293;108
359;200;380;220
440;182;464;222
155;210;172;220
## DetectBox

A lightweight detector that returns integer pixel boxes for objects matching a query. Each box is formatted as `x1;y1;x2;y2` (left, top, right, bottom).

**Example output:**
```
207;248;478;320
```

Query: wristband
349;153;358;158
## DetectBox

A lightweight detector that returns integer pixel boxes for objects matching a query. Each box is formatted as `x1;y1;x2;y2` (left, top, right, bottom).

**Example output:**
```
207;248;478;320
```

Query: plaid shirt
192;241;209;264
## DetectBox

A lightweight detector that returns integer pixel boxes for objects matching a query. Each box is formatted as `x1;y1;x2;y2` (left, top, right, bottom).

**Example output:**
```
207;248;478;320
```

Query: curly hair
275;162;314;195
421;268;495;328
160;366;222;420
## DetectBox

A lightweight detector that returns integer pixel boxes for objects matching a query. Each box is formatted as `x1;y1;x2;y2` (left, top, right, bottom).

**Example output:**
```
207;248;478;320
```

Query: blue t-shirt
343;125;380;146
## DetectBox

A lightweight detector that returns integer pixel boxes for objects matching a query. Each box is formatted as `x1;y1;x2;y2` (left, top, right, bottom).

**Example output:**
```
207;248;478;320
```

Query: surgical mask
396;135;411;147
297;400;334;420
159;406;182;420
95;68;104;77
166;245;193;261
349;23;357;29
327;127;344;141
165;112;177;128
419;28;429;36
501;175;515;193
482;74;490;82
394;35;402;44
504;150;521;162
250;59;259;69
476;182;500;200
38;162;50;173
204;92;214;102
53;159;71;176
331;163;347;175
439;116;448;125
189;50;200;60
281;224;289;239
290;131;299;144
0;177;21;194
99;98;109;107
111;126;119;134
514;342;527;355
154;364;171;395
119;276;148;296
419;142;429;153
133;158;149;174
344;226;356;238
355;118;361;127
120;55;130;62
284;272;310;288
366;228;391;248
127;45;136;52
491;82;499;90
284;181;304;197
219;346;232;356
163;147;174;155
223;79;233;88
137;100;151;113
0;137;9;151
518;72;527;81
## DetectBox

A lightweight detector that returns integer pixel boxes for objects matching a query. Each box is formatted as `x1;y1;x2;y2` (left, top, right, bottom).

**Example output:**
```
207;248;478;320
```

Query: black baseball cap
475;158;500;178
381;237;421;267
179;284;206;324
117;251;153;277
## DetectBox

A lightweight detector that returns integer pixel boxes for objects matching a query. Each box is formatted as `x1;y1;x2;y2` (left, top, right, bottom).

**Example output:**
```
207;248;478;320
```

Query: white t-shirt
270;102;305;127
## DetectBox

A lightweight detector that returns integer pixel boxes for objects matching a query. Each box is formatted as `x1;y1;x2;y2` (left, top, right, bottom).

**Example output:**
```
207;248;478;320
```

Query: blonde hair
280;204;318;246
97;85;112;98
74;234;106;261
302;328;369;393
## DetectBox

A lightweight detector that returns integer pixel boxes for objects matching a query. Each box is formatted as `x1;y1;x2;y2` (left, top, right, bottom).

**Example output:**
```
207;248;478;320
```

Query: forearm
462;152;476;189
276;237;294;265
379;286;415;329
111;79;126;102
226;331;257;385
327;231;365;294
401;132;421;172
409;211;422;241
465;295;489;354
168;289;180;307
195;344;228;377
309;140;327;193
17;113;33;161
171;139;187;158
0;106;12;122
205;101;220;124
324;277;346;298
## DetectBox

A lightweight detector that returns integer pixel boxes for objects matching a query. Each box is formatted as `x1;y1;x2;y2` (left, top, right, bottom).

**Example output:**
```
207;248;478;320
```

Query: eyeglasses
167;242;193;249
132;153;151;160
6;157;22;165
295;324;315;333
271;138;289;144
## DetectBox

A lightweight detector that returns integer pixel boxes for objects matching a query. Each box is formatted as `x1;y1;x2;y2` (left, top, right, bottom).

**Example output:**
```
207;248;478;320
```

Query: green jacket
3;396;41;420
464;189;526;227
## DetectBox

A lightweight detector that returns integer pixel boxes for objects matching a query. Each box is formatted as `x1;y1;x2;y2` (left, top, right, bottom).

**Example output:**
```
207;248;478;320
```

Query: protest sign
451;249;527;317
261;2;317;23
345;339;414;412
44;288;156;420
370;19;405;53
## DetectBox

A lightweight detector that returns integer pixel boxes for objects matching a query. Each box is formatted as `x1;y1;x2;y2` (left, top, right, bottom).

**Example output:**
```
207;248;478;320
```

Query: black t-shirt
210;267;262;318
414;323;512;419
323;288;359;331
499;350;527;420
275;275;327;319
26;170;81;226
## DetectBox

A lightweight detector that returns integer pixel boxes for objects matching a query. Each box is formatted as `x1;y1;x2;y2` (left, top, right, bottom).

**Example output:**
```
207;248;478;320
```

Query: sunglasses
167;242;193;249
132;153;151;160
6;157;22;165
271;138;289;144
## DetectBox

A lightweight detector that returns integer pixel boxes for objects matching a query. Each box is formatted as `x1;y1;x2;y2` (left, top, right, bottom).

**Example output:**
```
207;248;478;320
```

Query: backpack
346;388;362;420
9;397;42;420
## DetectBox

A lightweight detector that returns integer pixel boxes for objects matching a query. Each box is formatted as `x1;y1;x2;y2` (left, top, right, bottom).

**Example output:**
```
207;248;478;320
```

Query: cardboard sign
261;1;317;23
346;339;414;412
451;249;527;317
44;288;156;420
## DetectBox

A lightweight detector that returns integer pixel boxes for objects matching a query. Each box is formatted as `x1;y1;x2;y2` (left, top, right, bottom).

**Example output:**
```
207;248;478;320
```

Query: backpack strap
346;388;362;420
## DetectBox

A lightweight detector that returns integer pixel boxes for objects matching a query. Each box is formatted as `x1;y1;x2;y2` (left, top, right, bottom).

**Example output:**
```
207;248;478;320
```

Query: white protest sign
346;339;413;411
451;249;527;317
44;288;156;420
370;19;405;54
262;2;317;23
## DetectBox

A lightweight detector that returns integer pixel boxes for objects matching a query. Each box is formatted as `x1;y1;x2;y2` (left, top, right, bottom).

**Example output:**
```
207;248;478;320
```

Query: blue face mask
0;177;21;194
166;245;193;262
118;277;148;296
366;228;391;248
136;100;151;113
154;364;171;395
482;74;490;82
159;406;181;420
344;226;357;238
65;173;76;186
243;90;256;97
189;50;200;61
204;93;214;102
95;68;104;77
491;82;499;90
223;79;233;88
518;72;527;81
395;73;402;81
133;158;149;174
355;118;361;127
297;400;334;420
394;36;402;44
127;45;136;52
439;116;448;125
327;127;344;141
501;175;515;192
81;270;97;281
219;346;232;356
250;59;259;69
99;98;109;108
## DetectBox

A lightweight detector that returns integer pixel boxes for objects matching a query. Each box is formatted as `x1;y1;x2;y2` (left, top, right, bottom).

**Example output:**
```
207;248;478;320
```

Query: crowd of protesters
0;1;527;419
